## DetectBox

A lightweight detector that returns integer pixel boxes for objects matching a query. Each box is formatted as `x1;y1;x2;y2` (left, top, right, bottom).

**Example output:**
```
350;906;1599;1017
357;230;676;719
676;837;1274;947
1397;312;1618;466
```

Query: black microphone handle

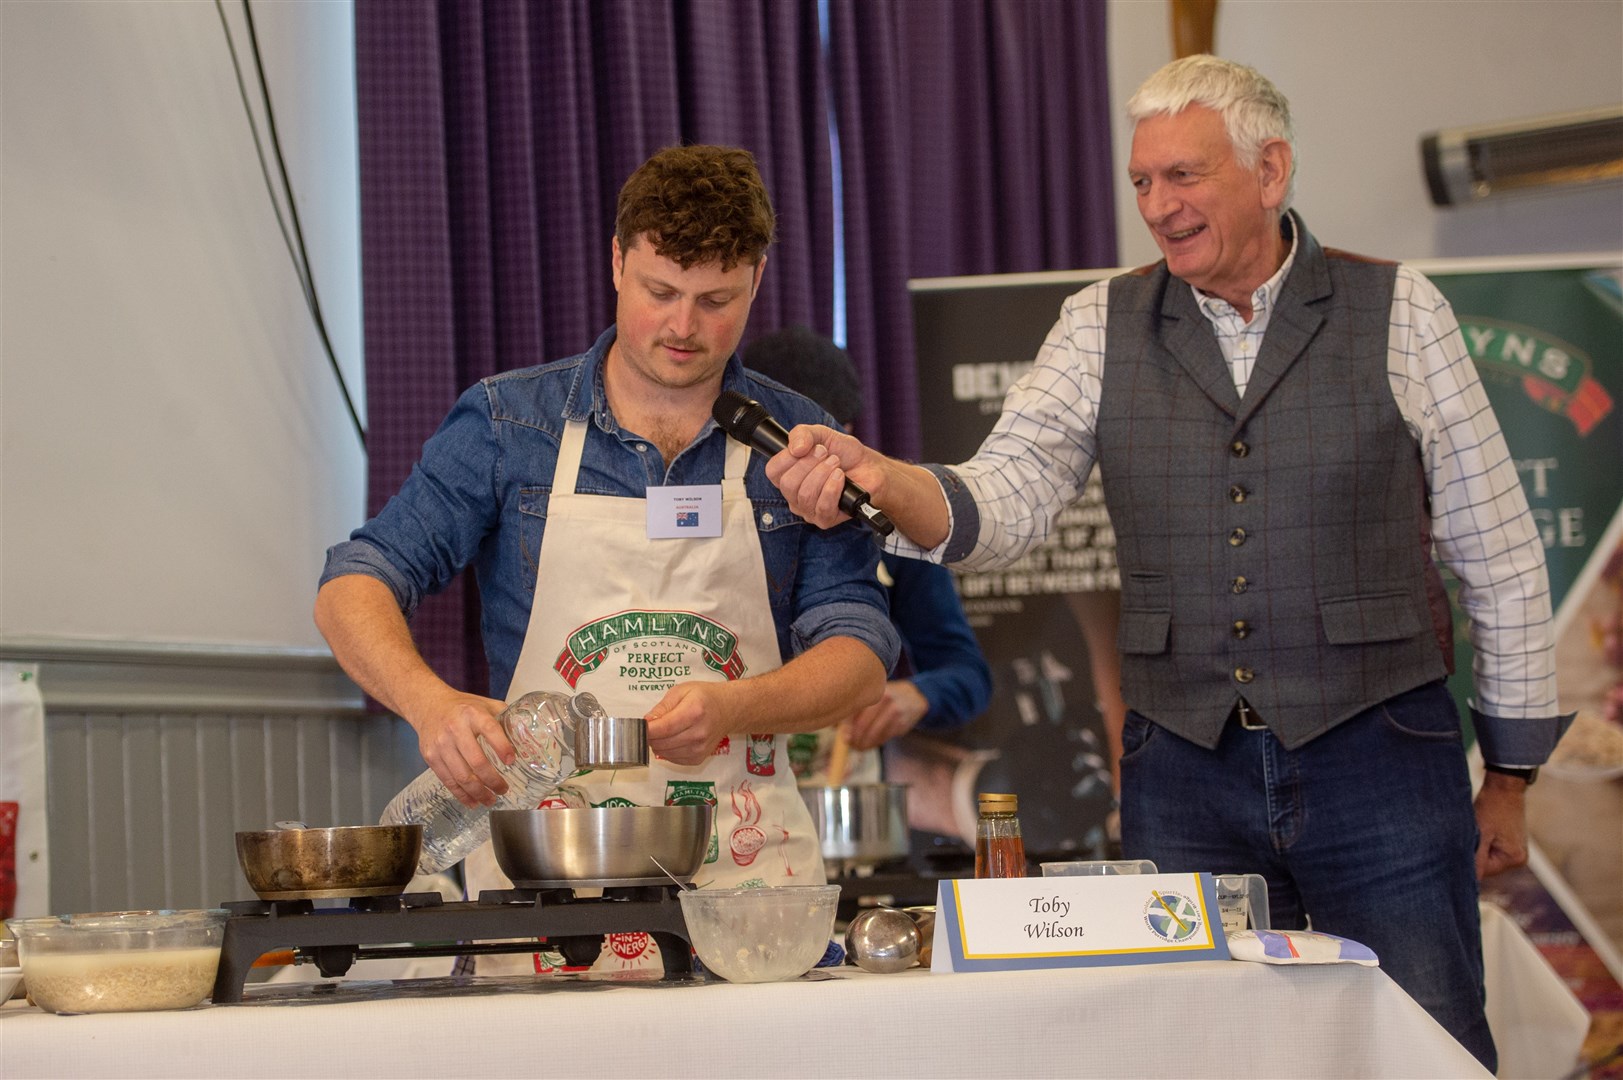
745;413;792;456
748;416;892;534
714;392;894;536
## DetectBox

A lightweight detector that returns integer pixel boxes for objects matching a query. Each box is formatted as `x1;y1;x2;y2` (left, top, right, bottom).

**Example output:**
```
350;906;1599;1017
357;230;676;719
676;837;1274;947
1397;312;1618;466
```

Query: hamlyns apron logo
553;610;747;687
1460;318;1614;436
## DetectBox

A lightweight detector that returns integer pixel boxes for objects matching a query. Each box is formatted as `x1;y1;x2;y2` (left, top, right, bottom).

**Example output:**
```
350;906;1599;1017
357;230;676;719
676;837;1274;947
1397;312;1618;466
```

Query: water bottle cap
568;692;608;724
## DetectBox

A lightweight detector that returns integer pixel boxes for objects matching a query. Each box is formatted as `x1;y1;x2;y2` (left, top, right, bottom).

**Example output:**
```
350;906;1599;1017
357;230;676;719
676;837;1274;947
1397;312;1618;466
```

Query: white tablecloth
1481;901;1591;1079
0;960;1486;1079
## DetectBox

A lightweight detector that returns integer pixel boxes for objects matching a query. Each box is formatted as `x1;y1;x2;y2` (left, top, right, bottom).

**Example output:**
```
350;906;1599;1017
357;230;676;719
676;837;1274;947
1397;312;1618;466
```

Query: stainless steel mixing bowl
490;805;713;888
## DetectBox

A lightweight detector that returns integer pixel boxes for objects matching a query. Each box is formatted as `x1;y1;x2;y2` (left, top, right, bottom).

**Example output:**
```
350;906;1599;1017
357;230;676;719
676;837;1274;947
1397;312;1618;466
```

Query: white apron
465;420;824;971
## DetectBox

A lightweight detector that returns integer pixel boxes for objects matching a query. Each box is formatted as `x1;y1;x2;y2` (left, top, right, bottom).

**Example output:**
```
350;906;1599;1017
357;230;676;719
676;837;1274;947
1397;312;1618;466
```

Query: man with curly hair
316;147;899;943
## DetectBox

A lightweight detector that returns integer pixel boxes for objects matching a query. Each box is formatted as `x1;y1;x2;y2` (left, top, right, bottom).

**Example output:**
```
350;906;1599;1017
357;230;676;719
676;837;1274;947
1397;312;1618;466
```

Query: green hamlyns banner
1424;262;1623;719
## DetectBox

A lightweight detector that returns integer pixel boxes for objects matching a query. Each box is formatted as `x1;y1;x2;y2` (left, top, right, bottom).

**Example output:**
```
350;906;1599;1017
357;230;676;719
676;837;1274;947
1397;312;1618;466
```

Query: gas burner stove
213;884;692;1004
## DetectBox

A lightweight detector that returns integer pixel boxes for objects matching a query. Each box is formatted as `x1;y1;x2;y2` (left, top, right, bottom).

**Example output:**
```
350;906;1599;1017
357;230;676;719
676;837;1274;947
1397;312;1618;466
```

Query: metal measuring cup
573;713;648;769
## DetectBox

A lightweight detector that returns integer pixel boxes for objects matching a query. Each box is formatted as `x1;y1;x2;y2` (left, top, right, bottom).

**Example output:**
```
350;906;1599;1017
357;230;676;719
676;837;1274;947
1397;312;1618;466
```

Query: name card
931;873;1230;972
646;484;723;538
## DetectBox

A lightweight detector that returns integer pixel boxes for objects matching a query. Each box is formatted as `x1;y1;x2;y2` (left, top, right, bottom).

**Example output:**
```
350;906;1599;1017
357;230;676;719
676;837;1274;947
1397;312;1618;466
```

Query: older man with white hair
765;55;1572;1072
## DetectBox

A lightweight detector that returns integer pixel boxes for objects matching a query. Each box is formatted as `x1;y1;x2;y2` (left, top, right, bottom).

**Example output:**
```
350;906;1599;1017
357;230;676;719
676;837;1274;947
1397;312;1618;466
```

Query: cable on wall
213;0;367;452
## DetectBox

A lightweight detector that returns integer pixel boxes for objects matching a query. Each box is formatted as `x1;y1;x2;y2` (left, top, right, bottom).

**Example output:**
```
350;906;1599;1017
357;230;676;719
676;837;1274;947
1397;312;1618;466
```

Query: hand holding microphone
712;390;894;536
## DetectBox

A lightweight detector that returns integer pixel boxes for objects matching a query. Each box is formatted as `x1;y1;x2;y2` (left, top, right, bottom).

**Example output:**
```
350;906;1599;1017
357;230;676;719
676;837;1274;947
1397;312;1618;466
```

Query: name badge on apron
646;484;723;539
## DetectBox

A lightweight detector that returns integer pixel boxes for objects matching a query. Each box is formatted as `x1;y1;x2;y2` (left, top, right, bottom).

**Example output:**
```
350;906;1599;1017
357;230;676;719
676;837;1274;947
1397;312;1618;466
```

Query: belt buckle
1234;700;1267;731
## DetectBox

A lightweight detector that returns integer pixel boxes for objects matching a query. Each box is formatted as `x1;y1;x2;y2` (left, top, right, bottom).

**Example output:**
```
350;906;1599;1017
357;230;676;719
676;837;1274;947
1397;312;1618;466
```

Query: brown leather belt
1230;698;1267;731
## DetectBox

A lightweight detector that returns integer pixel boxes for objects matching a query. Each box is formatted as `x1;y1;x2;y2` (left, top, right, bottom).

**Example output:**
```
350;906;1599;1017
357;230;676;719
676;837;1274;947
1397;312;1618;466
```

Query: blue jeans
1119;680;1495;1073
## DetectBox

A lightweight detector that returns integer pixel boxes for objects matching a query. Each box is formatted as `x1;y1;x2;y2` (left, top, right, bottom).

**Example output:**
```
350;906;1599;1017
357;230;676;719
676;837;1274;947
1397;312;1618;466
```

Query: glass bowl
1039;859;1158;877
5;909;227;1013
678;884;840;983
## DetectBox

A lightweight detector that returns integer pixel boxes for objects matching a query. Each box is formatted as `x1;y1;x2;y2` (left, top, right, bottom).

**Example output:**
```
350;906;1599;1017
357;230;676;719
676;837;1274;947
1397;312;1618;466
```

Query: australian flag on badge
676;511;699;528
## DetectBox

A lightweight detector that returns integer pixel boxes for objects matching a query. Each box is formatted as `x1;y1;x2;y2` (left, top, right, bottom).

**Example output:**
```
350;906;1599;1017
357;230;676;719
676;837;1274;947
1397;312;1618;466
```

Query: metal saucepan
490;805;713;889
799;783;910;873
235;823;423;901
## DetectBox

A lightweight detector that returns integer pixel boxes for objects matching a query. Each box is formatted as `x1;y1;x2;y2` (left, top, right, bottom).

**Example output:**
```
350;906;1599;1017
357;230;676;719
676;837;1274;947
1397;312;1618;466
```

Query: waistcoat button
1230;440;1249;458
1229;528;1247;547
1229;485;1247;503
1234;666;1255;684
1231;576;1248;594
1232;620;1251;638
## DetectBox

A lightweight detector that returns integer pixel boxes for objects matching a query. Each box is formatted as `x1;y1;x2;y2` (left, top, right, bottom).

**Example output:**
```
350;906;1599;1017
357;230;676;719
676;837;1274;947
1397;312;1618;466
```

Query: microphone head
712;390;769;441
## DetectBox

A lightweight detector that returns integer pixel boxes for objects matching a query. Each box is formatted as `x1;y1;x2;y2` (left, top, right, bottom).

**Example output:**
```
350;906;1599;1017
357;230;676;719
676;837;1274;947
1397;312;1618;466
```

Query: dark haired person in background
315;146;899;972
744;326;992;784
764;57;1571;1070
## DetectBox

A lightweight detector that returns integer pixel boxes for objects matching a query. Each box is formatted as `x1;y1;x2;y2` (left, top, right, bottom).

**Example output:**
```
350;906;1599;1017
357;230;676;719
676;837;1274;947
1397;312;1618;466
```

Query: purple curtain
828;0;1117;460
353;0;1114;694
355;0;832;694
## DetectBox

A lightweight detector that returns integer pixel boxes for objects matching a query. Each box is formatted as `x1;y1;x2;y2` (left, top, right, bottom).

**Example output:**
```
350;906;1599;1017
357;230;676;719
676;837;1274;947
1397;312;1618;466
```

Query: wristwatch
1484;763;1538;785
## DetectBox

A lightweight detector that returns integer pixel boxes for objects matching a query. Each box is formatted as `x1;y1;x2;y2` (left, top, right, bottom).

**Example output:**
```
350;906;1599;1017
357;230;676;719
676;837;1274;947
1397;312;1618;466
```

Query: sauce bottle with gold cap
974;792;1028;878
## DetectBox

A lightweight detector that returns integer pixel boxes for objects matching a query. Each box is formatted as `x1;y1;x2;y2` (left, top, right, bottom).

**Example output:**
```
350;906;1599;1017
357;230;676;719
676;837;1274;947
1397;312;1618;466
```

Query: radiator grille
45;710;422;912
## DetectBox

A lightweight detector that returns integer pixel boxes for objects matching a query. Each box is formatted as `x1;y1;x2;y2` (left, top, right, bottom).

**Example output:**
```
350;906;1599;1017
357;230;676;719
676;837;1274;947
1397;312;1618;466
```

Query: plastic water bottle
380;690;604;874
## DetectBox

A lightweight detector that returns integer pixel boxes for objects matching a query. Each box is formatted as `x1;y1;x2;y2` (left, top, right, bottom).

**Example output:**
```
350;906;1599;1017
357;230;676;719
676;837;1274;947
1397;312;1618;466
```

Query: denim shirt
882;554;992;731
322;327;900;700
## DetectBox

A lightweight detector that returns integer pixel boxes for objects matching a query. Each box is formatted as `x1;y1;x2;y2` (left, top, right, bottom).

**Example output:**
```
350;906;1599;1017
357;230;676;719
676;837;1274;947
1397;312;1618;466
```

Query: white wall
1108;0;1623;267
3;1;1618;654
0;0;364;652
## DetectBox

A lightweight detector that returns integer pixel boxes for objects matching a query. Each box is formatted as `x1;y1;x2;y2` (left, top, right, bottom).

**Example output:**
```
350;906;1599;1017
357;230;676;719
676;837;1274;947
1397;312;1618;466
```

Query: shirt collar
561;326;616;425
1192;213;1300;324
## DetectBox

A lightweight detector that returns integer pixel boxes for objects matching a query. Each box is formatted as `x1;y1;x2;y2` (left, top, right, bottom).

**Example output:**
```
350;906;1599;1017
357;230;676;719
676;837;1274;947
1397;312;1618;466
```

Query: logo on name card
675;511;699;527
1143;890;1203;943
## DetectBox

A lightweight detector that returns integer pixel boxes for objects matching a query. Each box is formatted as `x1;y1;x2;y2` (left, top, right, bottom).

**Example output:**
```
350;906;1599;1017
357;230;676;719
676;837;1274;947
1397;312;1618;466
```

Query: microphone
712;390;894;537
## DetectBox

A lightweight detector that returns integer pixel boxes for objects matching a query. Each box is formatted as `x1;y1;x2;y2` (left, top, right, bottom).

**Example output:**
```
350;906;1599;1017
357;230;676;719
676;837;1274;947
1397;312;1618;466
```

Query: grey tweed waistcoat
1097;217;1446;751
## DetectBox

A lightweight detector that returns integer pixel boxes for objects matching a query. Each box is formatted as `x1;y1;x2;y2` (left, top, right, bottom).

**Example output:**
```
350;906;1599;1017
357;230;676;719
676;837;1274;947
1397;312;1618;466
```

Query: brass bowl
235;824;423;900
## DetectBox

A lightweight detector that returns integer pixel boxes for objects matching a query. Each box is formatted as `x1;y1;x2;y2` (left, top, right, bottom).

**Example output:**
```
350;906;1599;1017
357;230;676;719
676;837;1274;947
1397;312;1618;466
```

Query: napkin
1227;929;1378;966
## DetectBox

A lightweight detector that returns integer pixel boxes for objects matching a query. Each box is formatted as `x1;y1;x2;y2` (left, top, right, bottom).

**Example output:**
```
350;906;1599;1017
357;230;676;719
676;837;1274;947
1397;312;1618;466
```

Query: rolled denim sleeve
790;600;900;673
318;383;503;616
320;538;429;616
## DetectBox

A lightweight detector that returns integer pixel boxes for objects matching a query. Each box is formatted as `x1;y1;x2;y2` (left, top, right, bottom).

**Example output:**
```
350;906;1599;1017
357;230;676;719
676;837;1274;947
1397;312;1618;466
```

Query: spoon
648;854;697;890
825;723;851;787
